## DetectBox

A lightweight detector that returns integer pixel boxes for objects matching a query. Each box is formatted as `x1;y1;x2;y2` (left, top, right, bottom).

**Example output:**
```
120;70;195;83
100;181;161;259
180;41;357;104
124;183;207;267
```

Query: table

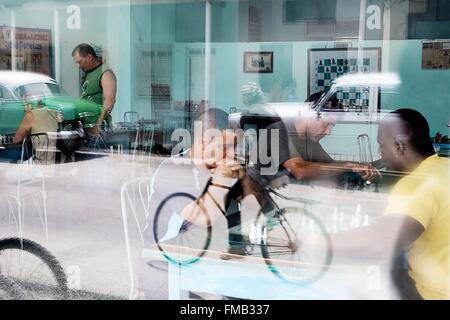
140;183;398;300
142;245;396;300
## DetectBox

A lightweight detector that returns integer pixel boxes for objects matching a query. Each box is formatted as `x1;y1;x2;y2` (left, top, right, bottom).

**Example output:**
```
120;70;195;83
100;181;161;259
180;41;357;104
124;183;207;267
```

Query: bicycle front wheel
0;238;68;300
153;193;212;265
255;207;332;285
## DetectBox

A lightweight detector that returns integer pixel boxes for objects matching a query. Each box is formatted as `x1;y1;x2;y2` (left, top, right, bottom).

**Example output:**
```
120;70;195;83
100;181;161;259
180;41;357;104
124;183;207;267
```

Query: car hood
0;95;102;135
40;95;102;120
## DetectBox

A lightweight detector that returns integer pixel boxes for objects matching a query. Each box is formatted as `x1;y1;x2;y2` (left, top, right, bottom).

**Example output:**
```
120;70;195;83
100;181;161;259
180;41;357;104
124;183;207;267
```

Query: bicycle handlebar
268;187;320;205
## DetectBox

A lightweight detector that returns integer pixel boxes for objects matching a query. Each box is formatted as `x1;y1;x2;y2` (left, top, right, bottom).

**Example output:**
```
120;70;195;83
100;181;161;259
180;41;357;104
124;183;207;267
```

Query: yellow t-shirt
384;155;450;300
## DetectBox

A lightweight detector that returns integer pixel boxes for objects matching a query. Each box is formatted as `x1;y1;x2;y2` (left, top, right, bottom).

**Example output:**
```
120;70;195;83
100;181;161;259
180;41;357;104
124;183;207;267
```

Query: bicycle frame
154;166;332;285
196;174;231;217
197;175;307;254
196;170;321;235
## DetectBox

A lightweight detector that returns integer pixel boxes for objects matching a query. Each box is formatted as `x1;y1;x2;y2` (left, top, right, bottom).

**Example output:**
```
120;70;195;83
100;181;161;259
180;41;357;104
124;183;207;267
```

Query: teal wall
140;1;449;135
138;3;449;135
380;40;450;136
106;2;131;123
164;39;450;134
2;1;447;136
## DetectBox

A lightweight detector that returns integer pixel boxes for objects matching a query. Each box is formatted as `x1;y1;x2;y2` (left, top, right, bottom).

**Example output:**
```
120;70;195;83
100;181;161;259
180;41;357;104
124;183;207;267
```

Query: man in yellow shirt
332;108;449;299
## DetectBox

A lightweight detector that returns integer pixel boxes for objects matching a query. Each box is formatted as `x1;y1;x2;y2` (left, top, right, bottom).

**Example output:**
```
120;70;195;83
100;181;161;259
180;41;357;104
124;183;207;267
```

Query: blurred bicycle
153;165;332;285
0;238;68;300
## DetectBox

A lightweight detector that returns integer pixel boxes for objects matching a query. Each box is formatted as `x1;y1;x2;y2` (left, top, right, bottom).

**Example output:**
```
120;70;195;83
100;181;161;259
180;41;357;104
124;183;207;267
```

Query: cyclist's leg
243;175;276;215
224;180;246;246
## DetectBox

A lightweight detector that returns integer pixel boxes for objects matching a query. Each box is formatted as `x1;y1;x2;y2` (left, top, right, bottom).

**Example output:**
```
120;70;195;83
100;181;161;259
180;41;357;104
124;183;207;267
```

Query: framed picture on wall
243;51;273;73
422;40;450;69
0;26;52;77
308;47;381;111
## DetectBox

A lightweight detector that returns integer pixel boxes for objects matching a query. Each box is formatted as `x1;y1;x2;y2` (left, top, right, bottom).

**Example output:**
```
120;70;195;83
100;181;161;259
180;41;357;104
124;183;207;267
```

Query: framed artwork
422;40;450;69
135;46;172;98
0;26;52;77
135;47;153;97
151;83;171;111
243;51;273;73
308;48;381;111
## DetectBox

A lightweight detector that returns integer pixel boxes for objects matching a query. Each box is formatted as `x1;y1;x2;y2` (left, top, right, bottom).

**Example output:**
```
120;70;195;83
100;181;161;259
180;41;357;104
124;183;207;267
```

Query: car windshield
14;82;62;99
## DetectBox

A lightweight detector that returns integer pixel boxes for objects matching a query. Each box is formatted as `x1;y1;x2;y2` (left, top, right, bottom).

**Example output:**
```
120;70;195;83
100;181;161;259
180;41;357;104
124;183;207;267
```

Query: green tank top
80;63;113;127
80;63;111;105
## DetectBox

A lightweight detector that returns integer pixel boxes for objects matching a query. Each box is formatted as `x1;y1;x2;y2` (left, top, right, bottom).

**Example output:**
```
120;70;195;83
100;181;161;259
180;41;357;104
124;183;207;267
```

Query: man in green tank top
72;43;117;135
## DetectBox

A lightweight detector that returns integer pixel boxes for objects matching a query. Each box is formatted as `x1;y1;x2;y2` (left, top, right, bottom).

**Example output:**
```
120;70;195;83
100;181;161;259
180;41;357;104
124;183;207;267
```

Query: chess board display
0;134;15;145
308;48;381;111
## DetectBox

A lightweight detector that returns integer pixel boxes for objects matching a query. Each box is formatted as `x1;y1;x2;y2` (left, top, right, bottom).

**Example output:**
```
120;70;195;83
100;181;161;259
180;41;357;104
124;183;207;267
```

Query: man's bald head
378;109;434;171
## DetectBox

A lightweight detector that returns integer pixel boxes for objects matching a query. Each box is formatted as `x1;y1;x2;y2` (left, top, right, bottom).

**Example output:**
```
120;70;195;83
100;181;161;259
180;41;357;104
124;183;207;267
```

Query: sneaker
219;245;247;260
229;234;250;246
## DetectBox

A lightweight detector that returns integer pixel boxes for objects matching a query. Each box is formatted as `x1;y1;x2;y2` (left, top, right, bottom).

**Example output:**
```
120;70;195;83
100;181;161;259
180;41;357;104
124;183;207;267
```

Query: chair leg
42;191;49;241
132;129;140;161
5;198;20;238
121;186;136;300
32;192;49;242
17;199;24;242
6;199;13;228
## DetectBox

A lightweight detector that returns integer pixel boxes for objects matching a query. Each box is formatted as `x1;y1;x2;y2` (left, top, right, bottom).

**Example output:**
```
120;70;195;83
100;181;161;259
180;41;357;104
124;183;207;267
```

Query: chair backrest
120;176;153;299
124;111;140;124
21;132;58;165
357;134;373;165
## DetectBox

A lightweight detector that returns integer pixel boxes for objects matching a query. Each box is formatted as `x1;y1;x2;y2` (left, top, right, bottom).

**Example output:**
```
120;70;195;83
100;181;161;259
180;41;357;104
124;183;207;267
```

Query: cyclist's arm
191;131;237;170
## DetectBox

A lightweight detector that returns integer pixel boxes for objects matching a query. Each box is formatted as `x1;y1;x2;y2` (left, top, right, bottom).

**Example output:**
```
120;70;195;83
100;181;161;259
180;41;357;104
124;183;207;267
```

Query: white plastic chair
120;176;153;300
357;134;373;164
0;133;50;241
131;122;155;163
120;153;184;299
124;111;140;126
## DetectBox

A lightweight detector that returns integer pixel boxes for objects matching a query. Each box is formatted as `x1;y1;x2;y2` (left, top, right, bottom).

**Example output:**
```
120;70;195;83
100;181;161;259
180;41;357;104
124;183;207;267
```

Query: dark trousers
224;180;244;244
391;252;423;300
224;177;275;246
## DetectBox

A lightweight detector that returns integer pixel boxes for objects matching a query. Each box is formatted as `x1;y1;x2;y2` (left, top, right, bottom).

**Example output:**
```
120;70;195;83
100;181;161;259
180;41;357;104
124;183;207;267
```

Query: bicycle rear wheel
0;238;68;300
255;207;332;285
153;193;212;265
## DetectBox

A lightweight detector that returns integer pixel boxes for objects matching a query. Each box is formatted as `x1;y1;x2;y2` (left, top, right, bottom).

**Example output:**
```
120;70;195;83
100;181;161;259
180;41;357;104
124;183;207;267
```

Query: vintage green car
0;71;102;135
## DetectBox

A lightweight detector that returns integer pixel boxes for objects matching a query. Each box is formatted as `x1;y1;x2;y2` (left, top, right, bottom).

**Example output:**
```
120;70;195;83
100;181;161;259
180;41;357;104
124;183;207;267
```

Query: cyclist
221;106;379;258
